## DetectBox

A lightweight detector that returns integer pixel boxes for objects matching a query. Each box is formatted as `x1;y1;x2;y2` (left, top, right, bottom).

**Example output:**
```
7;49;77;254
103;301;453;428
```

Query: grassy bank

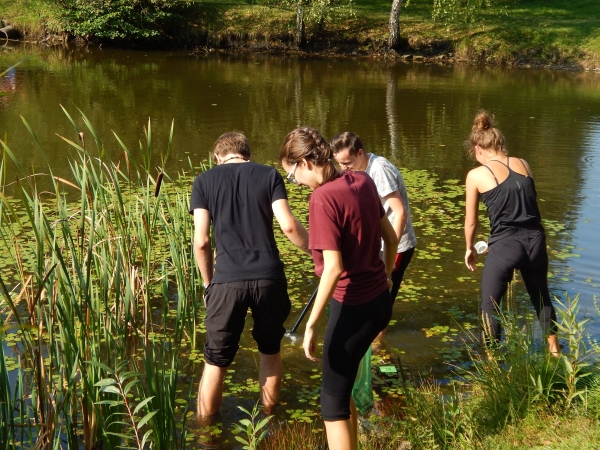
260;294;600;449
2;0;600;68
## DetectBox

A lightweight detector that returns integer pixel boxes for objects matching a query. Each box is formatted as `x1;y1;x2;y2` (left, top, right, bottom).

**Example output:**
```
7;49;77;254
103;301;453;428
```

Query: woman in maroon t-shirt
280;127;398;450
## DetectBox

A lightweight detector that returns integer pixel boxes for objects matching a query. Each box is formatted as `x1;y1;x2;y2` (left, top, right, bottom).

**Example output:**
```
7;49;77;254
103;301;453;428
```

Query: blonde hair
466;110;507;158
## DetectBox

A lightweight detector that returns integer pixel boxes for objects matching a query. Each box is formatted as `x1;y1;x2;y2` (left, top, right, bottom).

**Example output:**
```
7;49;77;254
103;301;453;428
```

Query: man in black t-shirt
190;132;309;419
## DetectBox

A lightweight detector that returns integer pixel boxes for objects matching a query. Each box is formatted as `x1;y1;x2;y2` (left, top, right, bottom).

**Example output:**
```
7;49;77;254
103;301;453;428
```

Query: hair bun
472;111;495;132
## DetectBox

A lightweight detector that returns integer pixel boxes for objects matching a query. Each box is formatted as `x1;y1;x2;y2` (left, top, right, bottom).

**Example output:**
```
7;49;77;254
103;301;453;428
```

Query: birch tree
388;0;403;51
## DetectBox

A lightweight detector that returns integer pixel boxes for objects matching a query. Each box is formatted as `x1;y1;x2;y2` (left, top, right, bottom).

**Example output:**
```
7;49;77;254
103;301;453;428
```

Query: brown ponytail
466;110;507;158
279;127;340;184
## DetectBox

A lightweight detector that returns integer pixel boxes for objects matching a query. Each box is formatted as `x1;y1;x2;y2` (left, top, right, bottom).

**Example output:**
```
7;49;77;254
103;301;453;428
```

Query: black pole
288;287;318;334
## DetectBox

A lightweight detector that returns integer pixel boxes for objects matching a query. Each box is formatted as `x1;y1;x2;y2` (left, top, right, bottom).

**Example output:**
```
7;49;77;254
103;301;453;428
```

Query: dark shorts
203;279;291;367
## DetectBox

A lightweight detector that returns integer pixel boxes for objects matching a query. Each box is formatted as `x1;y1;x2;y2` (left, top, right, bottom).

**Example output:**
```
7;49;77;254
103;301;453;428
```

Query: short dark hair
330;132;363;156
213;132;251;159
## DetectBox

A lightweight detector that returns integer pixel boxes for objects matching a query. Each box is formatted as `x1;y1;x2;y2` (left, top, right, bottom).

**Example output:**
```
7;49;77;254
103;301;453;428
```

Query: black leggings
390;247;415;304
320;288;392;421
480;228;557;344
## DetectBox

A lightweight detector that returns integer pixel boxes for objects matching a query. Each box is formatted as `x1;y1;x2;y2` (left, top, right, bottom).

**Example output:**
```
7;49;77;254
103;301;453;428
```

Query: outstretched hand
465;248;478;271
303;325;320;362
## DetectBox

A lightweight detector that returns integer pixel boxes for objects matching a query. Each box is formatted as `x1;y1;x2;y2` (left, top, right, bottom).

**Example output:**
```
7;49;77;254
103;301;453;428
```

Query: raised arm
193;208;214;286
464;170;481;271
272;198;310;255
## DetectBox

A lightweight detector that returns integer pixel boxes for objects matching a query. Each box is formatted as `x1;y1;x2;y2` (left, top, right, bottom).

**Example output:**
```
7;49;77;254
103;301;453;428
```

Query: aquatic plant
0;109;198;448
554;294;595;408
355;292;600;450
232;401;273;450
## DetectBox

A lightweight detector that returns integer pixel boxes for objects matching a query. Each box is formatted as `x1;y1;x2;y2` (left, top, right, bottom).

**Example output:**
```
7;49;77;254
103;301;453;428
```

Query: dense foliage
432;0;514;23
47;0;191;40
259;0;354;40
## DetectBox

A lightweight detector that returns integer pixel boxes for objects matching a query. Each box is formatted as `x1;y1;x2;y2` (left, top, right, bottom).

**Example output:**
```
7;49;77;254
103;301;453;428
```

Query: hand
465;248;478;272
303;325;319;362
387;278;393;290
202;282;212;308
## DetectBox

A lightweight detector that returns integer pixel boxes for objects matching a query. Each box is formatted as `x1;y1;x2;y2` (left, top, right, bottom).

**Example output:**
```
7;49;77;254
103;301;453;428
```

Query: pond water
1;43;600;447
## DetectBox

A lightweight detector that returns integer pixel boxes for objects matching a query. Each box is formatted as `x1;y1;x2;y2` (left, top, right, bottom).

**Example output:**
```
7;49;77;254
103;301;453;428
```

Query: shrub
46;0;192;41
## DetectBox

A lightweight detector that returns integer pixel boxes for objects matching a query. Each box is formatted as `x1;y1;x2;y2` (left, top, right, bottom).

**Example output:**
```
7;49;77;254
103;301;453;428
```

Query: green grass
1;0;60;36
184;0;600;66
2;0;600;65
480;413;600;449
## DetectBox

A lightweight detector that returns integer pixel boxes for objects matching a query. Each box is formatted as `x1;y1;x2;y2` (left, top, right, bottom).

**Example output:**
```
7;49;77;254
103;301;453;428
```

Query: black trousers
320;288;392;421
480;228;557;344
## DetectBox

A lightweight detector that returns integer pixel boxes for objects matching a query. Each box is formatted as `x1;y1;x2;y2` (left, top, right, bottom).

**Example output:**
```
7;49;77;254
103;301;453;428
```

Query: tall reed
0;109;202;448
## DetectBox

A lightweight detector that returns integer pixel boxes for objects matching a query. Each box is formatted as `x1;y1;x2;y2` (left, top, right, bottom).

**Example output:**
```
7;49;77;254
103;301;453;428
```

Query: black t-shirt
189;162;287;283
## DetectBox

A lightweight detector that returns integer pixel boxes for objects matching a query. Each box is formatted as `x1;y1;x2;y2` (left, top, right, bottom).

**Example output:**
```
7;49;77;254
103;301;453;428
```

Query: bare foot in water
548;334;560;357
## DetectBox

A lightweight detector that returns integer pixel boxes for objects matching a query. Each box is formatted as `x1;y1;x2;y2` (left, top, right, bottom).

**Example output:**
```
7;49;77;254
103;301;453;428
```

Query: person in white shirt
331;132;417;304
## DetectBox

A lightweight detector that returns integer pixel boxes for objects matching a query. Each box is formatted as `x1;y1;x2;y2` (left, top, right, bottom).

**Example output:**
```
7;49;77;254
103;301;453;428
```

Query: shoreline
2;35;597;74
189;45;594;73
2;0;600;73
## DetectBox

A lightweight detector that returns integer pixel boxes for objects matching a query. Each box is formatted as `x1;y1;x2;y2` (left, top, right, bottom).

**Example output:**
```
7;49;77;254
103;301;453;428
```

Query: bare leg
548;334;560;357
350;397;358;446
259;352;282;414
197;362;227;418
324;418;357;450
371;328;386;353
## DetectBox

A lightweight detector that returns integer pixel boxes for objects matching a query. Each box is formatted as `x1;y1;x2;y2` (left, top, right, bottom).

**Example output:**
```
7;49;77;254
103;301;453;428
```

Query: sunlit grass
3;0;600;64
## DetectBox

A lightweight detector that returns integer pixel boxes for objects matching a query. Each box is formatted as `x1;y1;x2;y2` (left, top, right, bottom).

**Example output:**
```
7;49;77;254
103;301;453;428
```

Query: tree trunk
388;0;403;51
295;4;306;48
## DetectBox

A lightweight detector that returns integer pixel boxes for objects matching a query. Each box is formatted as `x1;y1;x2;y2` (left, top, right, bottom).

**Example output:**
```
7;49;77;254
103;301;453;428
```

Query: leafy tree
46;0;191;41
260;0;353;47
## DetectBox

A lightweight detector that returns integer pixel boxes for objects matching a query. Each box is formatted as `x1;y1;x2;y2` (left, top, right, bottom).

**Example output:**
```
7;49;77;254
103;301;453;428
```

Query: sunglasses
286;162;298;184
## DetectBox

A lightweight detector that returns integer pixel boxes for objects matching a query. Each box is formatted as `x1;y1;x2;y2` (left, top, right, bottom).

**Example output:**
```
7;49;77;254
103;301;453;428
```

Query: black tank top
480;159;543;244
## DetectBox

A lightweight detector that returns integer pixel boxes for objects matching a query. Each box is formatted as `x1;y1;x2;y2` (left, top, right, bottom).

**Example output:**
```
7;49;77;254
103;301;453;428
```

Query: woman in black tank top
463;111;559;356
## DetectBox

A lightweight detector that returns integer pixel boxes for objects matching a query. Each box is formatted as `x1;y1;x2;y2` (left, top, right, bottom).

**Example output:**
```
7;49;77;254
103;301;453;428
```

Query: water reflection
386;68;398;156
563;123;600;333
1;44;600;446
1;44;599;332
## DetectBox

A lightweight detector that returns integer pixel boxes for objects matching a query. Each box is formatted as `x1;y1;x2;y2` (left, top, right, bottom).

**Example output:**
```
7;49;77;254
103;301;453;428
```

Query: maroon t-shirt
309;171;388;305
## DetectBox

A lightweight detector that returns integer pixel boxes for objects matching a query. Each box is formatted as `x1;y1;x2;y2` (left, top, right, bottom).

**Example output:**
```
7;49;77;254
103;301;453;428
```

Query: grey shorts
203;279;291;367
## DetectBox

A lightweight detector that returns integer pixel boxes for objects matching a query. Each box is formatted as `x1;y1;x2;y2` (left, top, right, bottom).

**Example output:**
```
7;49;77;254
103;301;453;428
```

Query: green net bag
352;346;373;416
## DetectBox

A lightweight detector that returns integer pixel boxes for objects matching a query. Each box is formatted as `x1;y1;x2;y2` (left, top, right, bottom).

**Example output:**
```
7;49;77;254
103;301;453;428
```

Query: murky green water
2;43;600;447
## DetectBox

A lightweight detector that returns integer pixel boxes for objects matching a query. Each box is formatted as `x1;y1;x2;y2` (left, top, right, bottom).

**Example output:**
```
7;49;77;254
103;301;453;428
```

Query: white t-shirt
365;153;417;253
